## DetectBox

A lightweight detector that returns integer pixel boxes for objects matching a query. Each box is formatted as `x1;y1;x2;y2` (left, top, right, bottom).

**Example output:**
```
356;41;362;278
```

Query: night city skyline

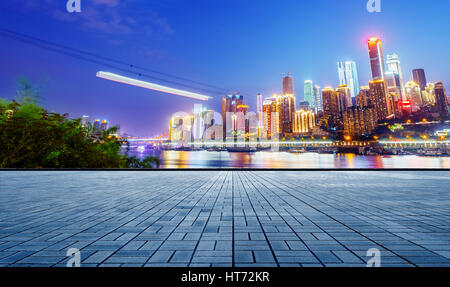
1;0;450;136
1;1;450;272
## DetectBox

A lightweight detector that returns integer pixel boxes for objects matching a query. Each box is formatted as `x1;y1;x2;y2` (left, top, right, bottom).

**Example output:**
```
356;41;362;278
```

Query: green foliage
0;80;160;169
0;100;123;168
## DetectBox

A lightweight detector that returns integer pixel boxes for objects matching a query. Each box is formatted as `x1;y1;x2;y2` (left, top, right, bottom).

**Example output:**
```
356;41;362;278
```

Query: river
126;149;450;169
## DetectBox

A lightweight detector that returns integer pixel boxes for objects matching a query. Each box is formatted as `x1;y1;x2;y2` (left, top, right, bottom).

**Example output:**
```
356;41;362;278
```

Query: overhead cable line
0;27;231;96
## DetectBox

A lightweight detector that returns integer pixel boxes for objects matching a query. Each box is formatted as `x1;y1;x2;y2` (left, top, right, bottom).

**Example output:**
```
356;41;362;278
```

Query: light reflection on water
127;150;450;169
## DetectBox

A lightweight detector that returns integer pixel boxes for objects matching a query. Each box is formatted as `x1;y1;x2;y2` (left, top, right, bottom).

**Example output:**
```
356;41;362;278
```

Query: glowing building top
367;37;385;81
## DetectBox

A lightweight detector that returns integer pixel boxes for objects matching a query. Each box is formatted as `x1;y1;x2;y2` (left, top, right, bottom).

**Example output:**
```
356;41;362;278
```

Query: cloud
76;6;133;34
91;0;120;7
21;0;174;36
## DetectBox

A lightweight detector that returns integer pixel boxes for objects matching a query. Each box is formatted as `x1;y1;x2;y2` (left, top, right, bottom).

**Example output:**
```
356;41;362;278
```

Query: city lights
96;71;211;101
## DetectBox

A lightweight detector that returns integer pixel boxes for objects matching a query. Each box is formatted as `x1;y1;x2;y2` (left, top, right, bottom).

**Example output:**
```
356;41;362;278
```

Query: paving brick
0;170;448;267
83;251;114;264
253;251;276;263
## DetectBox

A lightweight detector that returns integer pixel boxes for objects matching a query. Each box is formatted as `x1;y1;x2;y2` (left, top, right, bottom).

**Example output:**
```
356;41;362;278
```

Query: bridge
124;135;450;155
126;139;450;148
167;140;450;147
126;134;168;142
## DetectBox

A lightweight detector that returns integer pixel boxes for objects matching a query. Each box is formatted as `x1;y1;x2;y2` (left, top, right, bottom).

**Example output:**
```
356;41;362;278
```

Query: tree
0;80;160;169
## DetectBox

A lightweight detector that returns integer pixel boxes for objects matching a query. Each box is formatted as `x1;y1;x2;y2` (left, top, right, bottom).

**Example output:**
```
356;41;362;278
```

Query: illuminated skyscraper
412;69;427;91
336;85;353;108
405;81;422;112
276;93;296;137
434;82;448;117
298;101;311;111
385;71;402;100
282;74;294;95
262;98;278;139
322;87;342;117
386;53;404;98
422;83;436;106
356;86;371;108
93;119;101;130
256;93;263;135
343;107;377;137
293;110;315;135
367;37;385;81
169;115;185;142
337;61;360;99
100;120;108;131
222;94;243;137
313;85;322;111
203;110;222;141
193;104;205;141
236;104;249;135
304;80;314;107
369;80;392;120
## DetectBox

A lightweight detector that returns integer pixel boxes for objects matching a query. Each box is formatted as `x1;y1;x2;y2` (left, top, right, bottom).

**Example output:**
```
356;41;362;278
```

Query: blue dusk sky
0;0;449;136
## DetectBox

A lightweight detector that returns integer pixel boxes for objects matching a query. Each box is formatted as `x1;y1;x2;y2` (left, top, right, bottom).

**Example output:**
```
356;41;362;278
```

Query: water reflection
128;149;450;169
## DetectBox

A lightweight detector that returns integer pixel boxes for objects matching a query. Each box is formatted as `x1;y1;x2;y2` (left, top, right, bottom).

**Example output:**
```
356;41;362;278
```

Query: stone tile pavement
0;171;449;267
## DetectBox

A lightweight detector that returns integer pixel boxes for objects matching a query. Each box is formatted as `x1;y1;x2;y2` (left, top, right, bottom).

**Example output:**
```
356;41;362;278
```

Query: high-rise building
434;82;448;117
262;98;278;139
203;110;222;141
93;119;101;130
293;110;315;135
343;106;377;137
412;69;427;91
389;92;402;119
322;87;341;117
336;85;353;109
204;110;215;128
298;101;311;111
304;80;314;107
367;37;385;81
337;61;360;99
386;53;405;98
100;120;108;131
356;86;371;108
385;71;402;95
236;105;249;135
405;81;422;112
184;115;194;142
313;85;322;111
369;79;392;120
256;93;263;135
282;74;294;95
193;104;205;141
222;94;243;137
422;83;436;106
275;93;296;137
169;115;185;142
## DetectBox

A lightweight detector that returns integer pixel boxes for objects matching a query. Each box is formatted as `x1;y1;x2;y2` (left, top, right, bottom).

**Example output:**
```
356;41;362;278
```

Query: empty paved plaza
0;170;449;267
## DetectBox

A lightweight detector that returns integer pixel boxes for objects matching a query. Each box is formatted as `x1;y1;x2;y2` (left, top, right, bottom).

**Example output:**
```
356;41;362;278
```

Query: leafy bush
0;80;159;169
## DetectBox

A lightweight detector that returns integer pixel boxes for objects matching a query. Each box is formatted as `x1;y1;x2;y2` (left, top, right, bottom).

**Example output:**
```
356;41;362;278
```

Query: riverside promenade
0;171;449;267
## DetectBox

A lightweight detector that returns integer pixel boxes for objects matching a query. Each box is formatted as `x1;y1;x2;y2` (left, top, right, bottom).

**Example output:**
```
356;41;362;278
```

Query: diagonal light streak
96;71;211;101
